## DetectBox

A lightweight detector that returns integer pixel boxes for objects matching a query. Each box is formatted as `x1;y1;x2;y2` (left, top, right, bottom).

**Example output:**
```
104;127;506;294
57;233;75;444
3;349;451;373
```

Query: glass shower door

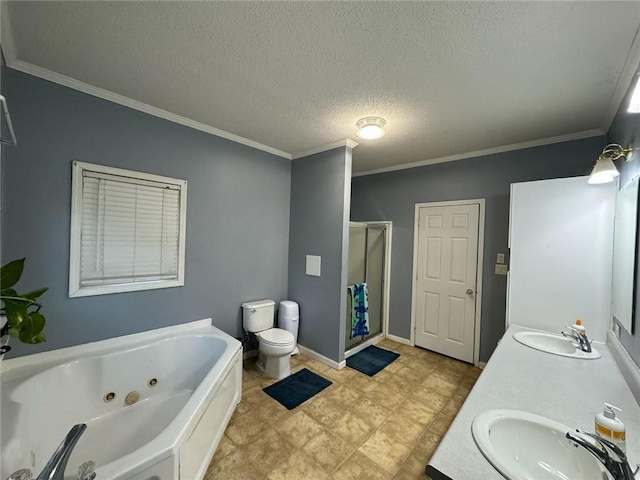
346;223;385;351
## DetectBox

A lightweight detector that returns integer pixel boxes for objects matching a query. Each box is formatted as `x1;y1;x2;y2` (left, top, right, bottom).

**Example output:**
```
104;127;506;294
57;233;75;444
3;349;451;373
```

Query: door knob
466;288;474;296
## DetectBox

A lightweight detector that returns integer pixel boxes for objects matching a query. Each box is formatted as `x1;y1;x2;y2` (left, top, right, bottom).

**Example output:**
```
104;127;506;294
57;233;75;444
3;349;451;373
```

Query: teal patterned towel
348;282;370;339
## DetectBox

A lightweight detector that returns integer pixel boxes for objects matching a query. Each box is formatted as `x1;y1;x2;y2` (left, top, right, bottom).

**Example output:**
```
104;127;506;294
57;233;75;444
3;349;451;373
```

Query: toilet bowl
257;328;295;379
242;299;294;380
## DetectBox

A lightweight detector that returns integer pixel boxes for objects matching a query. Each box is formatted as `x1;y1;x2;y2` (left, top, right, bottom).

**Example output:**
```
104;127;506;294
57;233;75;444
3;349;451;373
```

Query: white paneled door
413;203;480;363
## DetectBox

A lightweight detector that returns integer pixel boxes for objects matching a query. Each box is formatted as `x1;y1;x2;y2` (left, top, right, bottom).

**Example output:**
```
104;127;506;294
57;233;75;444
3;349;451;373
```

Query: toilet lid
258;328;294;346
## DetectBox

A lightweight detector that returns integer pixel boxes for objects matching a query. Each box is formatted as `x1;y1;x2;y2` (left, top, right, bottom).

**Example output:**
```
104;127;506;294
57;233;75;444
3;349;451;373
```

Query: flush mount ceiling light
356;117;386;140
588;143;633;184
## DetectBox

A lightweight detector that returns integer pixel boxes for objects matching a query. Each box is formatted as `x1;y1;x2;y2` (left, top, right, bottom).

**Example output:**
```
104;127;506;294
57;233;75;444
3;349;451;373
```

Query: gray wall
288;147;351;363
351;136;606;362
2;68;291;357
608;70;640;368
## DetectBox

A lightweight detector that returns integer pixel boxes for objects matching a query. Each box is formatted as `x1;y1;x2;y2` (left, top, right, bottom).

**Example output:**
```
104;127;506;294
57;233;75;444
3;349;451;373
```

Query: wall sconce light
356;117;386;140
588;144;633;184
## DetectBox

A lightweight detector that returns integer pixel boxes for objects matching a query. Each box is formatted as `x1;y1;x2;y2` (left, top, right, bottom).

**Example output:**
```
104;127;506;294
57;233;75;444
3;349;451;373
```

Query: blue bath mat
263;368;332;410
346;345;400;376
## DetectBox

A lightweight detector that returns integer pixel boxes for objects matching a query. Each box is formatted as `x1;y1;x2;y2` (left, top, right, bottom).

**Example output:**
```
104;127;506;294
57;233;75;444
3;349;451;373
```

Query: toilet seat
258;328;294;346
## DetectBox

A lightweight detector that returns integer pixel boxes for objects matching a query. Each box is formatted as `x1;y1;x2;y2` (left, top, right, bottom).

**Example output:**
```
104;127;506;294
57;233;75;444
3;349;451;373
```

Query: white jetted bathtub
0;319;242;480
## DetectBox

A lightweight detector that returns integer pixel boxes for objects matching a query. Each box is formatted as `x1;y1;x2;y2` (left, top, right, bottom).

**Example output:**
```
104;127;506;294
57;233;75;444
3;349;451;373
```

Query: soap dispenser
595;403;626;452
573;319;586;334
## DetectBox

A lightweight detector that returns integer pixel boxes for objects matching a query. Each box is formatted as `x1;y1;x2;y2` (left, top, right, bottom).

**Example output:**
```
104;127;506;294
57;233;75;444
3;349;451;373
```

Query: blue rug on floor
263;368;332;410
346;345;400;376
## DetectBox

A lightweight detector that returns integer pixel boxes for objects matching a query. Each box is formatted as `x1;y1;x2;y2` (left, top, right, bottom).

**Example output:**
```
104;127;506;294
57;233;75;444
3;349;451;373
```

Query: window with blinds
69;162;187;297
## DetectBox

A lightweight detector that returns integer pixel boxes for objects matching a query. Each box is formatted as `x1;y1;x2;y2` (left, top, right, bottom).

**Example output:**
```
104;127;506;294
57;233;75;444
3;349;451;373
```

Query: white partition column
507;176;615;342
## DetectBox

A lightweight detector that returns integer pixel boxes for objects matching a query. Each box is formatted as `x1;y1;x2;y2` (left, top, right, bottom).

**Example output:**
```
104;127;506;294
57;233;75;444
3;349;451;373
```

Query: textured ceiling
4;1;640;173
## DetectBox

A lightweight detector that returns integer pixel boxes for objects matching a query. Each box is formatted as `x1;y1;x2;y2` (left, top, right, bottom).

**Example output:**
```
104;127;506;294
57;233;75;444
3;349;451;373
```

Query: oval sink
472;409;610;480
513;331;600;359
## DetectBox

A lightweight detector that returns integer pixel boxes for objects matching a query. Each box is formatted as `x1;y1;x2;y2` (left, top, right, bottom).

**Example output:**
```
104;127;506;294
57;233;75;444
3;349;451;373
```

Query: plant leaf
29;332;46;344
22;287;48;300
29;312;45;333
1;288;17;297
18;316;33;343
18;316;34;343
19;312;45;344
3;300;26;329
0;258;25;289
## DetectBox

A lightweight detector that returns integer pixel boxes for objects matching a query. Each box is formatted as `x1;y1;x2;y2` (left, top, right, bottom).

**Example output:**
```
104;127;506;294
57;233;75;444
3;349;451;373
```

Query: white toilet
242;299;295;380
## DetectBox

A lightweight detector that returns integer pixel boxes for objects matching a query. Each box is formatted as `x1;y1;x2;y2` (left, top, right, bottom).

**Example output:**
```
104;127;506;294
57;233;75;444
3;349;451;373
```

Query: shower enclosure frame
345;221;393;358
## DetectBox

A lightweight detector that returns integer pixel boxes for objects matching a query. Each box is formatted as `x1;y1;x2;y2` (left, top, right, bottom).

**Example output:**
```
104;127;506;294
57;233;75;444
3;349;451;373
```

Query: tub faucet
561;325;592;353
36;424;90;480
566;429;639;480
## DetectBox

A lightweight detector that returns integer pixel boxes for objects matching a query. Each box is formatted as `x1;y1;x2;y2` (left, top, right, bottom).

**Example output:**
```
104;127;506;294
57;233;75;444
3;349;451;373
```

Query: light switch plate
497;253;505;264
495;264;508;276
306;255;321;276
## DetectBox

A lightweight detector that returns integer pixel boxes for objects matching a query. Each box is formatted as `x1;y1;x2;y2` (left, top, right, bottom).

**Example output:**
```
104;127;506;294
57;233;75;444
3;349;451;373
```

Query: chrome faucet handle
575;430;626;461
7;469;33;480
562;327;579;338
77;461;96;480
561;327;592;352
567;429;636;480
566;430;609;461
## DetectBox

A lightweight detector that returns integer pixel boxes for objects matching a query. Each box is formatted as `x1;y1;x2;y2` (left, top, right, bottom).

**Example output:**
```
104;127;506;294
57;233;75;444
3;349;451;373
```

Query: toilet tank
242;299;275;332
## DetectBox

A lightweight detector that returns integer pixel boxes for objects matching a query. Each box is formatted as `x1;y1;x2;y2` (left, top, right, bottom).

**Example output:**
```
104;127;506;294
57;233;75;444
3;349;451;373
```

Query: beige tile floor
205;339;481;480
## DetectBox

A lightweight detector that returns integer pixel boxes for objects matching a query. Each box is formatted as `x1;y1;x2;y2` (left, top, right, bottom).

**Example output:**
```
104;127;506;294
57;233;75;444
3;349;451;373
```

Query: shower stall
345;222;389;354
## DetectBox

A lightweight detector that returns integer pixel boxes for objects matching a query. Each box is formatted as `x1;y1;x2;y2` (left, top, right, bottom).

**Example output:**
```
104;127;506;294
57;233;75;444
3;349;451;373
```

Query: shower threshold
345;333;385;359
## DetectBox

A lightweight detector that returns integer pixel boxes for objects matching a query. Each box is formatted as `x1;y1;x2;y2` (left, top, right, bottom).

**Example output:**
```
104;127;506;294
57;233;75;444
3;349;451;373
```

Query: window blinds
79;171;182;287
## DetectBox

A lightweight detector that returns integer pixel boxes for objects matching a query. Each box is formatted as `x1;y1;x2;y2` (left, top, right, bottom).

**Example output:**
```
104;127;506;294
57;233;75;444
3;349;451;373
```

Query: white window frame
69;161;187;298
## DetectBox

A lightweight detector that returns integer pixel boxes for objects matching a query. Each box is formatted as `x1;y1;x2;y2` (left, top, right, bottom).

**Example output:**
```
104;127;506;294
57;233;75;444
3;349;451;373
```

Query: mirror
612;176;639;333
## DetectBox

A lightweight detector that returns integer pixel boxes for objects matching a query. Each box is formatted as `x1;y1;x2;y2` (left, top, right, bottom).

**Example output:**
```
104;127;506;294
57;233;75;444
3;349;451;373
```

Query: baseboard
386;333;413;346
243;349;258;360
478;361;487;369
607;330;640;404
298;344;345;370
345;334;384;359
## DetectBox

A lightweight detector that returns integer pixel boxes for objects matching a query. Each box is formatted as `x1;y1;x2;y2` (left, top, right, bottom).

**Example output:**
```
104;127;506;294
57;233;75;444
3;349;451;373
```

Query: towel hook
0;95;18;147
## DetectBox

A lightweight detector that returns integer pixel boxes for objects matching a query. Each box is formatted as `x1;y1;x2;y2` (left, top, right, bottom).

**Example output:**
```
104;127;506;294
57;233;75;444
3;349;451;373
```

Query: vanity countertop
426;325;640;480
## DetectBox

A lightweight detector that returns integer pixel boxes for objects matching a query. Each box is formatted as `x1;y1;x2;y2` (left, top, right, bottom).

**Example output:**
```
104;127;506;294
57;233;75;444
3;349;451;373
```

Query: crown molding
601;22;640;132
345;138;359;149
1;2;18;66
352;128;605;177
6;59;293;160
291;138;358;160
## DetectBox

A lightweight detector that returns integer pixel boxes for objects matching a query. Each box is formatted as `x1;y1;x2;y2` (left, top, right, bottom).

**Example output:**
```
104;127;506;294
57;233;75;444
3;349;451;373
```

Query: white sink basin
513;331;600;359
472;409;611;480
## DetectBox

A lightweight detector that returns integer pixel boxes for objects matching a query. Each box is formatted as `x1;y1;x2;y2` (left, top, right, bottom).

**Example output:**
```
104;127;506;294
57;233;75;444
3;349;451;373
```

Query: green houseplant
0;258;47;355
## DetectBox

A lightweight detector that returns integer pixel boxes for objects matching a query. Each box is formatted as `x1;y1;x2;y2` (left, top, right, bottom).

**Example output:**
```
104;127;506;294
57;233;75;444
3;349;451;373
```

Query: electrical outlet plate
497;253;505;264
613;323;621;339
495;264;508;275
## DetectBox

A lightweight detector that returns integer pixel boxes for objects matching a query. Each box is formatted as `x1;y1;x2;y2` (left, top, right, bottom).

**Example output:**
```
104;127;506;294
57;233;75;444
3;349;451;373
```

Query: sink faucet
561;325;592;352
566;429;639;480
36;424;91;480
